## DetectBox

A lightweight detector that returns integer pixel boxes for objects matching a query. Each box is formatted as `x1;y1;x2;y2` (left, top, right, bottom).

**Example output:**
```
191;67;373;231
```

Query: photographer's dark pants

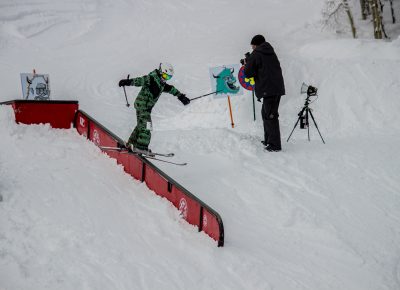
262;95;282;150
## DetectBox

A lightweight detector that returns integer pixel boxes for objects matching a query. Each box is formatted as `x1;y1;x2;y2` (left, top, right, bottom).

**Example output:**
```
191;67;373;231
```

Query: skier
118;63;190;152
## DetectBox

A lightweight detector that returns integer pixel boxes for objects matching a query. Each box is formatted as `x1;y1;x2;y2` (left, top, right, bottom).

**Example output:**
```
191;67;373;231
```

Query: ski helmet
159;63;174;81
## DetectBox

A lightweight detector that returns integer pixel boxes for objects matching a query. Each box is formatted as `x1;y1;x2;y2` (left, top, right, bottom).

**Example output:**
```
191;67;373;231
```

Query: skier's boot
126;142;154;156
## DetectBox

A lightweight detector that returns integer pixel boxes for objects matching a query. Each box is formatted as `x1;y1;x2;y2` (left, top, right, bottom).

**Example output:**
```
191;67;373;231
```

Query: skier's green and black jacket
128;69;183;111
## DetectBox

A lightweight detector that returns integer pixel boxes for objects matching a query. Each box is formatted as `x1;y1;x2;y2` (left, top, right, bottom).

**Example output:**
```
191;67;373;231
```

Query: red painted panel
117;152;130;171
75;112;89;137
12;101;78;129
128;154;144;181
115;153;143;181
145;165;169;198
105;150;119;159
202;208;222;244
171;186;201;227
89;123;118;148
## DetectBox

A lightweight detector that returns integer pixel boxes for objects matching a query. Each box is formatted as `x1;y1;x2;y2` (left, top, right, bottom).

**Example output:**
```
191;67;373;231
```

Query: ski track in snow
1;0;400;289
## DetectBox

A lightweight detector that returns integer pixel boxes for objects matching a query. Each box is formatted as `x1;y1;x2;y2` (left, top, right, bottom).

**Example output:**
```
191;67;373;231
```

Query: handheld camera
240;52;251;65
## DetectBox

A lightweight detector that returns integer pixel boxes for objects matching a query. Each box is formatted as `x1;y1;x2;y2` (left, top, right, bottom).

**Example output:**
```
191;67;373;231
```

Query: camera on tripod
299;83;318;129
301;82;318;97
240;52;251;65
287;82;325;144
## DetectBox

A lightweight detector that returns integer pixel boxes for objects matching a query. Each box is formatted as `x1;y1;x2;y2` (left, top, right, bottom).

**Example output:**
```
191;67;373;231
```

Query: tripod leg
306;109;310;141
287;106;307;143
287;117;301;142
309;110;325;144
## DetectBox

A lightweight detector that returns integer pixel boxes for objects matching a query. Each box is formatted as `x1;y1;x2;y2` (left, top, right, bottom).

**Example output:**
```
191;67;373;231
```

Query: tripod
287;95;325;144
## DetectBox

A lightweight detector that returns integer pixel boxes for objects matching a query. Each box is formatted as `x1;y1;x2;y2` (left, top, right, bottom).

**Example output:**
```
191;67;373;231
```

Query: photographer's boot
265;144;281;152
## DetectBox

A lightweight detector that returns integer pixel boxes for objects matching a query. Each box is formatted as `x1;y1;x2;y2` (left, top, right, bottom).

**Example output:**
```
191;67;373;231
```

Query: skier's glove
119;79;132;87
178;94;190;106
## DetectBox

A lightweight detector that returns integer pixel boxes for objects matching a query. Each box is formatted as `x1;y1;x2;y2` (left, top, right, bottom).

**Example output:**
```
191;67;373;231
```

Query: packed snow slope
1;0;400;289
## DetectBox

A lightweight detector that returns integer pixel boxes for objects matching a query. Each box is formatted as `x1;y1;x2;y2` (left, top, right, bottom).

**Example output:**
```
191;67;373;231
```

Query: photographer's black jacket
244;42;285;98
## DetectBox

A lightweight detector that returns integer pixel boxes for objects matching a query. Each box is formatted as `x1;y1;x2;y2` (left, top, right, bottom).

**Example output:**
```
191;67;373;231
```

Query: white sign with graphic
20;73;51;100
209;64;243;98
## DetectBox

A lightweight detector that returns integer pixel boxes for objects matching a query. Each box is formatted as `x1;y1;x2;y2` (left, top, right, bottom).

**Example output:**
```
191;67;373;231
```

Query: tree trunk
360;0;368;20
389;0;396;23
343;0;357;38
369;0;383;39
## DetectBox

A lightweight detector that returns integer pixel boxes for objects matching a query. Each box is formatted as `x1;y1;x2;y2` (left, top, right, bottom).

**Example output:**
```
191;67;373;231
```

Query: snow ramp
1;99;224;247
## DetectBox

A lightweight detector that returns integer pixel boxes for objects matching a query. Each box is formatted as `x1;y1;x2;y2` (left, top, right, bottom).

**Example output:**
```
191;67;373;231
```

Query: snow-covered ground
1;0;400;289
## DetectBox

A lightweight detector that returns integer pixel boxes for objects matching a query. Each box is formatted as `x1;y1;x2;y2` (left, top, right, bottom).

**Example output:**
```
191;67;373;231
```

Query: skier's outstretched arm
118;75;150;87
164;84;190;105
131;75;150;87
163;83;181;96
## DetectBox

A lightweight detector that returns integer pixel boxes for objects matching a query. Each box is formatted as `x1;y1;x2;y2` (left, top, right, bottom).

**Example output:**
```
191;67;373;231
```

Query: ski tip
173;162;187;166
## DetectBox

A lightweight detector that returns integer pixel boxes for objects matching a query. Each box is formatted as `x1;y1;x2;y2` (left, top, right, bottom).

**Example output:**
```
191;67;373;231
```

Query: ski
129;147;175;158
99;146;129;152
99;146;174;157
145;156;187;166
99;146;186;166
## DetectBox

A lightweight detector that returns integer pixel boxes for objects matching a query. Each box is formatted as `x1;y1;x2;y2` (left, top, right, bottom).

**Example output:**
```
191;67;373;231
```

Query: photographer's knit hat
251;34;265;46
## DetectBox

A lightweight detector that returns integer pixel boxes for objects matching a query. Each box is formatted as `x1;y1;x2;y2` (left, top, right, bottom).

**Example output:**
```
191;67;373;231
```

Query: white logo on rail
79;116;85;127
92;129;100;145
203;214;208;228
179;198;188;219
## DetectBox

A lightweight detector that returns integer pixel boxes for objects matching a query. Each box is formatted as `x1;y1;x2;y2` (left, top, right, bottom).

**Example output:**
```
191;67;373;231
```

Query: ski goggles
161;72;172;80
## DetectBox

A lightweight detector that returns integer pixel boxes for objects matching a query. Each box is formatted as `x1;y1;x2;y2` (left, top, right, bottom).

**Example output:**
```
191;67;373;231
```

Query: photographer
243;34;285;152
